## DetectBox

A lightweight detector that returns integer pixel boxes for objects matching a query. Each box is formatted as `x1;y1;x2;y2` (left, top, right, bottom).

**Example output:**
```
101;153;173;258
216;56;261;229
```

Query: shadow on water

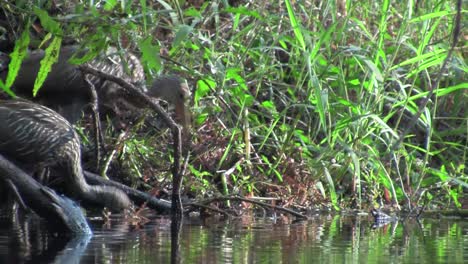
0;210;467;263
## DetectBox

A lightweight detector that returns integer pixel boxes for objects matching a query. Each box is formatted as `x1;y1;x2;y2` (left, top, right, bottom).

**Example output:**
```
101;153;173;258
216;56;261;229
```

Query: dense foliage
0;0;466;212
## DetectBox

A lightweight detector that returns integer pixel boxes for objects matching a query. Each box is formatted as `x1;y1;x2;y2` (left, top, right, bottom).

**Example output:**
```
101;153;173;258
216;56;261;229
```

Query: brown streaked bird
102;75;192;137
0;99;131;211
0;46;191;133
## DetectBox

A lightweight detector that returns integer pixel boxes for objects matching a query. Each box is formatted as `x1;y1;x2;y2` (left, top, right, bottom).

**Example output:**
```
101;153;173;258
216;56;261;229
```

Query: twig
79;65;176;128
84;170;172;212
79;65;184;217
199;195;308;220
83;74;103;170
100;130;127;178
186;202;233;217
392;0;462;150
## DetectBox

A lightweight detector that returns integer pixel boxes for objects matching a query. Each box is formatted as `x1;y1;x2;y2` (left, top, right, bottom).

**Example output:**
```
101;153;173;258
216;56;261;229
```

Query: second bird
0;45;191;133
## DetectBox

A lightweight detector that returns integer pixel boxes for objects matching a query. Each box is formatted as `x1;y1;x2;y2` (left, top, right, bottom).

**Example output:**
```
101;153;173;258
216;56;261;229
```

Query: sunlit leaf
104;0;118;11
284;0;305;50
173;25;193;47
322;163;339;211
294;129;310;144
138;37;161;71
184;7;201;17
195;112;208;126
195;78;215;106
2;26;30;97
363;59;383;83
140;0;148;32
33;7;62;35
33;37;62;97
261;100;276;112
68;48;100;65
392;49;446;70
224;6;261;19
410;10;451;22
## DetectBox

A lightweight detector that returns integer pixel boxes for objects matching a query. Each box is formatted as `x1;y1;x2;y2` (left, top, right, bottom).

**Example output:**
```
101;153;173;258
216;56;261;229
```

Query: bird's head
147;76;191;138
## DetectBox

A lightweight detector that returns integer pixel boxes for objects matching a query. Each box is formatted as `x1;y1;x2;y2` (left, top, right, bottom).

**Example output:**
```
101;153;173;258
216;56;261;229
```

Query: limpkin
0;99;131;211
0;45;191;132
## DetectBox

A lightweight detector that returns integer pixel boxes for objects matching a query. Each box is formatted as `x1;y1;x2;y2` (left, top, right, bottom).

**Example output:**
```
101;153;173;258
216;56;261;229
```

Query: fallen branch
83;170;172;212
186;202;234;217
196;195;308;220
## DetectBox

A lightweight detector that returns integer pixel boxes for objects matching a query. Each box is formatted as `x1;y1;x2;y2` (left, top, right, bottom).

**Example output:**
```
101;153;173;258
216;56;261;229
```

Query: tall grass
185;0;466;210
1;0;465;211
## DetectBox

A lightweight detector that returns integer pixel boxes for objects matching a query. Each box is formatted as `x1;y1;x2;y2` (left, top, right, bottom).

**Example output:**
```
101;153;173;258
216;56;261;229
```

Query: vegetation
0;0;466;213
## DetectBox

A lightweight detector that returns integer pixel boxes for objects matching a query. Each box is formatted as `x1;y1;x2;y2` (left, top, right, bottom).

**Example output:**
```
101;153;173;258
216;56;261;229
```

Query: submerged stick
83;170;172;212
196;195;308;220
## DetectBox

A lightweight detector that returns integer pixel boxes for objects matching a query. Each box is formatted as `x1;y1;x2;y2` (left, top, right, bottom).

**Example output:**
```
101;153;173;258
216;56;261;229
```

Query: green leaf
393;84;468;109
233;13;241;31
310;23;336;61
294;129;310;145
310;72;327;132
140;0;148;32
68;48;100;65
261;100;276;111
173;25;193;47
0;80;5;93
410;10;451;23
435;83;468;96
243;93;254;106
195;112;208;126
33;7;62;35
322;162;339;211
391;49;446;70
363;59;383;83
428;167;451;182
195;78;215;106
315;181;326;198
184;7;201;17
2;27;31;96
155;0;179;24
226;67;247;91
224;6;261;19
138;37;161;72
284;0;305;50
449;189;461;208
104;0;118;11
33;37;62;97
68;35;106;65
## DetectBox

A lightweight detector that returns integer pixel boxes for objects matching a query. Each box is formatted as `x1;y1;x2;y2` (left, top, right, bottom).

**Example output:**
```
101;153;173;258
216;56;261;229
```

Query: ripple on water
0;213;467;263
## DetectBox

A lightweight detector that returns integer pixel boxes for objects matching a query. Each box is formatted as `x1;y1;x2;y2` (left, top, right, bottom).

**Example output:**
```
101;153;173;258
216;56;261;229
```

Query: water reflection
0;211;91;264
0;212;466;263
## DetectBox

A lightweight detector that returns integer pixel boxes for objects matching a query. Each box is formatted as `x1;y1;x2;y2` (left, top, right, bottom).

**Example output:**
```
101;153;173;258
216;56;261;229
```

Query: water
0;212;466;263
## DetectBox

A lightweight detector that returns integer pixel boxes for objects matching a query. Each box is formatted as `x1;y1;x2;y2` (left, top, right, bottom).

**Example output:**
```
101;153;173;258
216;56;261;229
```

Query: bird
0;99;132;211
0;45;191;132
109;75;192;135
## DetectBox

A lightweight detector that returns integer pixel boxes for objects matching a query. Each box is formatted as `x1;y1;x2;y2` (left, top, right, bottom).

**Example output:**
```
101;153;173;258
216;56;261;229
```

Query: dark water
0;211;467;264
